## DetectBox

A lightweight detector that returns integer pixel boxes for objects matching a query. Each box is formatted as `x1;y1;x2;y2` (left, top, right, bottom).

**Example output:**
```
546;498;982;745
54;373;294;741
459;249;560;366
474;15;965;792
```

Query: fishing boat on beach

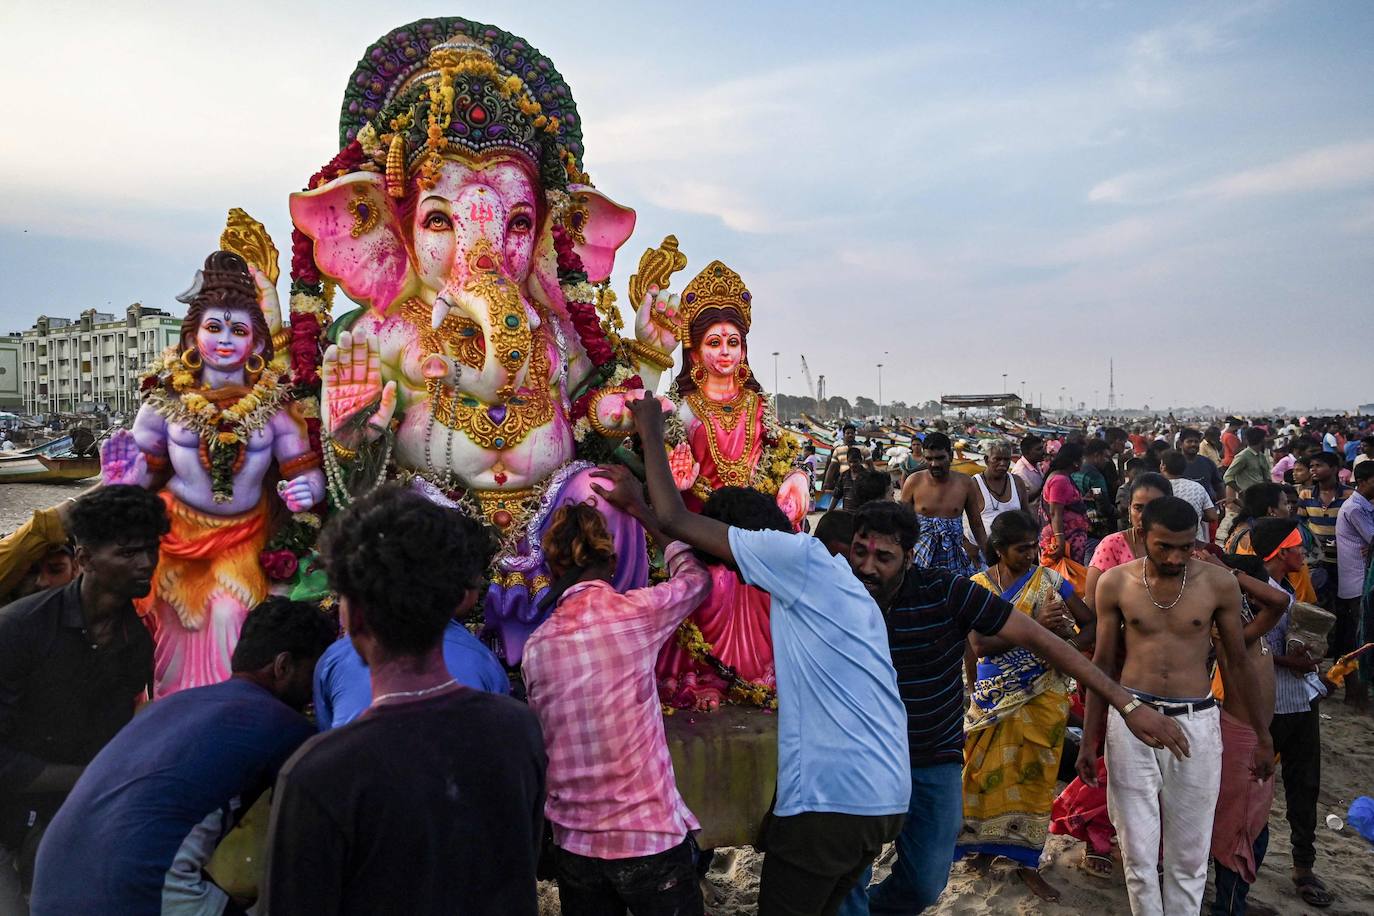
0;430;101;483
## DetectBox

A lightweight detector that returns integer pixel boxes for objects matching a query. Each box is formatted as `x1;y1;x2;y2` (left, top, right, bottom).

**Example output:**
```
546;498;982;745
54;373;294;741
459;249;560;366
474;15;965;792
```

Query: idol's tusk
431;297;452;330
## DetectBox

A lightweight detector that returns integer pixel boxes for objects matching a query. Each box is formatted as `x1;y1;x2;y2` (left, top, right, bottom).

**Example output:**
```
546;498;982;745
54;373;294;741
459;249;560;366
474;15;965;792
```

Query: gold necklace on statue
688;389;759;487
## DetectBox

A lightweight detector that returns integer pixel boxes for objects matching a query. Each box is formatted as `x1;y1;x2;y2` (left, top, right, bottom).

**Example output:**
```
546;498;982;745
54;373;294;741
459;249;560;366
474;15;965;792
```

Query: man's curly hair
319;485;494;656
67;485;169;548
231;597;338;672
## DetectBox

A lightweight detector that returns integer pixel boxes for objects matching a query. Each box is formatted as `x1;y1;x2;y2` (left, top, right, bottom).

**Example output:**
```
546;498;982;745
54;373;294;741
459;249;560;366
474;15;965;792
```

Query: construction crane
800;355;822;417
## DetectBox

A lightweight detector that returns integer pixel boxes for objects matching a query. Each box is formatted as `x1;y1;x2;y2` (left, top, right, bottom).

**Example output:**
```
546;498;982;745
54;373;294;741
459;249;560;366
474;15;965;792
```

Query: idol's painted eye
231;324;250;337
508;212;533;233
424;211;453;231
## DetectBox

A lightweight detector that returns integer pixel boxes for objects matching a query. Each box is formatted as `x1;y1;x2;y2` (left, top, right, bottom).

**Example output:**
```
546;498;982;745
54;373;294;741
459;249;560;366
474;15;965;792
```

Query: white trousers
1105;704;1222;916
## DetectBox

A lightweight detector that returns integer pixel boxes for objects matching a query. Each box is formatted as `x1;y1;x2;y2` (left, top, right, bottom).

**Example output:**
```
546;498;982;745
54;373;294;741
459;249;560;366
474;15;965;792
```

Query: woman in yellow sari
957;509;1095;902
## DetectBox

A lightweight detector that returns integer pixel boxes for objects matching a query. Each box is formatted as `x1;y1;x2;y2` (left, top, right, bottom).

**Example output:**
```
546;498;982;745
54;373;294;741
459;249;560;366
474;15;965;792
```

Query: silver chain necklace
1142;562;1188;610
981;472;1011;509
372;678;457;706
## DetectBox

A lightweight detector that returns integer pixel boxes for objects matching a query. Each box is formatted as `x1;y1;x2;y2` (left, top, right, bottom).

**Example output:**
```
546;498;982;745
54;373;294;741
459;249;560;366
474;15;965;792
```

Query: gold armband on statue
278;452;322;478
271;329;291;353
328;438;358;461
586;388;633;439
628;340;675;372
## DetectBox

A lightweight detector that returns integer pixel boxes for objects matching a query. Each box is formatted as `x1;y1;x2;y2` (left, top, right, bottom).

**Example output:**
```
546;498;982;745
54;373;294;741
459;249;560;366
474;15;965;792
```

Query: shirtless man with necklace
1077;496;1274;916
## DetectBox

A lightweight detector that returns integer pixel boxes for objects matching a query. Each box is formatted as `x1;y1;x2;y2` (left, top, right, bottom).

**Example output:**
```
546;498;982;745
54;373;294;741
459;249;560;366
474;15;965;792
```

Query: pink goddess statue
101;251;325;697
640;260;809;710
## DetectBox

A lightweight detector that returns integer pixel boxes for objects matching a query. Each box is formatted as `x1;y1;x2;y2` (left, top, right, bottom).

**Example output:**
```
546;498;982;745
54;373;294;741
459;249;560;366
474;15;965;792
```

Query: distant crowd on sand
1;402;1371;915
816;412;1373;913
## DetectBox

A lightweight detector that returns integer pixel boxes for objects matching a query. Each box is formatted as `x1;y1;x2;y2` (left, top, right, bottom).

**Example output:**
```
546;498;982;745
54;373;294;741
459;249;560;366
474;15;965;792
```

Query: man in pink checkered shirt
523;488;712;915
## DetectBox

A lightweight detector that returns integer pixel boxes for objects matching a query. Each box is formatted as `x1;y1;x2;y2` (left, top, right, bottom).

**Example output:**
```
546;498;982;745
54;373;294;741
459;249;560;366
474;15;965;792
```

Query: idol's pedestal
205;706;780;897
666;705;778;849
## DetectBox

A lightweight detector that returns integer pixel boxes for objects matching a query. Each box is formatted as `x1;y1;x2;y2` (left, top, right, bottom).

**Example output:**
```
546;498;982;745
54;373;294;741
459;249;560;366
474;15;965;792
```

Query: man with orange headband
1253;517;1337;909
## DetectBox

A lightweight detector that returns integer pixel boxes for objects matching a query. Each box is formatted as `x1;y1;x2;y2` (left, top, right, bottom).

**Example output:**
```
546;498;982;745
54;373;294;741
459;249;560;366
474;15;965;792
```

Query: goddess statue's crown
678;261;753;347
339;18;588;194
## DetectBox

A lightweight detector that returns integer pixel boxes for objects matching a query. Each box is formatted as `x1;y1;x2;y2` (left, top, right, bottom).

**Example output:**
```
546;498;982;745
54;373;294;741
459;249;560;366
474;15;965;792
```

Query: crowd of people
0;402;1370;915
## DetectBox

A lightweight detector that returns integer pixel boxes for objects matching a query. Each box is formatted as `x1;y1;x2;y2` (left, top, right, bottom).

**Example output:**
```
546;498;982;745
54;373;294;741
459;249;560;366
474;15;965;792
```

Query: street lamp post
771;351;780;409
877;363;884;419
1002;372;1007;393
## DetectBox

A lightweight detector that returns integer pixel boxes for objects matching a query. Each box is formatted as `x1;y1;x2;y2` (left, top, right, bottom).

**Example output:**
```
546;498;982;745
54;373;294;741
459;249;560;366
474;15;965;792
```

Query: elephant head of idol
288;19;636;397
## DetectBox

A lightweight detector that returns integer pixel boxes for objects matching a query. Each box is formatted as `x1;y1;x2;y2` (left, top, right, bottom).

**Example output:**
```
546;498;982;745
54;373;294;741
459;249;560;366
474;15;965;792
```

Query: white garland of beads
322;432;393;507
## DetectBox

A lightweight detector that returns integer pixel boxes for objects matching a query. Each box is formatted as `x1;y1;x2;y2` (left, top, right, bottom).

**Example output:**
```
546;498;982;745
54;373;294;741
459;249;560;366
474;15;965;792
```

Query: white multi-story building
17;305;182;417
0;335;20;411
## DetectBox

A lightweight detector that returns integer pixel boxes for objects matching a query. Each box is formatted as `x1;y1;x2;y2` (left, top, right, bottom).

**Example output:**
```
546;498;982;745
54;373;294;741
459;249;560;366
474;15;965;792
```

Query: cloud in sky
1;0;1371;412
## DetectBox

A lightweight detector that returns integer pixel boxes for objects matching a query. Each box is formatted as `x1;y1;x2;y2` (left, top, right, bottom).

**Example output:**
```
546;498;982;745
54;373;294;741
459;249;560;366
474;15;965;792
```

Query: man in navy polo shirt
29;598;335;916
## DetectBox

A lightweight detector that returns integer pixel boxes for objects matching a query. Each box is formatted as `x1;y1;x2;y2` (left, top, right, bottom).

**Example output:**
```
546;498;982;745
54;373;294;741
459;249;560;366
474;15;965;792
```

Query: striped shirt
1298;483;1350;565
885;568;1013;766
1262;578;1325;715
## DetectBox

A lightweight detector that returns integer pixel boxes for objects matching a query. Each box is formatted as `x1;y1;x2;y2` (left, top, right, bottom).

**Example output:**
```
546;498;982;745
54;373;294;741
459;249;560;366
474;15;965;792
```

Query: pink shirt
1013;456;1044;493
522;541;711;859
1271;453;1295;483
1090;530;1138;571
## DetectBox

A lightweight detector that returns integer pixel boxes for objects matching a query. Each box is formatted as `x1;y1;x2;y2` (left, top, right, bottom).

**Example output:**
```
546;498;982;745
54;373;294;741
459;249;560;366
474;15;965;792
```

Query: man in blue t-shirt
314;617;509;729
29;598;336;916
835;501;1188;916
593;397;910;916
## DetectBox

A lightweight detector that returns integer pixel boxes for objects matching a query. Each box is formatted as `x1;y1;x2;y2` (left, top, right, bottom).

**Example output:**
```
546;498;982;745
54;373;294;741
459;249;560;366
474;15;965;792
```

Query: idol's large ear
289;172;416;315
567;185;636;283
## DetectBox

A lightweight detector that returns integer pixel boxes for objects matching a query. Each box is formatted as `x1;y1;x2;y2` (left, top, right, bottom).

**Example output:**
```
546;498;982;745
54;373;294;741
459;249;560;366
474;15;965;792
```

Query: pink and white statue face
194;307;261;372
696;320;745;383
290;155;636;319
411;156;540;292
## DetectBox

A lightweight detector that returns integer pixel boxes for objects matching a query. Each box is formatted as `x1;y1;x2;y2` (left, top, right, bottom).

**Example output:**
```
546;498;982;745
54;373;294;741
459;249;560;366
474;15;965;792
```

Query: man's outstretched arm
625;396;734;564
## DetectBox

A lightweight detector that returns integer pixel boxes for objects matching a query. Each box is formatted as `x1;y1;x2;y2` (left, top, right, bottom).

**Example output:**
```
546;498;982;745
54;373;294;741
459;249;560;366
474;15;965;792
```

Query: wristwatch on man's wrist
1121;698;1143;716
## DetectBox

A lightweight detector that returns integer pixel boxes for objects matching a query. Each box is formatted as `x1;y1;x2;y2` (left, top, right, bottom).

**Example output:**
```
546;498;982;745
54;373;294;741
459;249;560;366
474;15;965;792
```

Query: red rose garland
552;224;618;371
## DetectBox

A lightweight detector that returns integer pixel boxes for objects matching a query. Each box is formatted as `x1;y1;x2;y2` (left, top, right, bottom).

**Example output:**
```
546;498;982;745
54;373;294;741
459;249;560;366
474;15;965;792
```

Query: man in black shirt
261;486;545;916
1179;427;1225;504
837;502;1185;916
0;485;167;907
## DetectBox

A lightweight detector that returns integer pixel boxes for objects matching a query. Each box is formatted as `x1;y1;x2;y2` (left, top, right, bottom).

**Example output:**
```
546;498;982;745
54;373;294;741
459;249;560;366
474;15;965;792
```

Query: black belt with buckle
1143;696;1217;717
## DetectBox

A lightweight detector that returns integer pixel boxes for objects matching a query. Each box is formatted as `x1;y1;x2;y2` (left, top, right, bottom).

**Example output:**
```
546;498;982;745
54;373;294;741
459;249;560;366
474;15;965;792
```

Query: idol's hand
247;264;282;334
277;476;317;512
1122;704;1190;761
100;429;148;486
635;285;681;355
668;442;700;492
321;331;397;445
776;471;810;527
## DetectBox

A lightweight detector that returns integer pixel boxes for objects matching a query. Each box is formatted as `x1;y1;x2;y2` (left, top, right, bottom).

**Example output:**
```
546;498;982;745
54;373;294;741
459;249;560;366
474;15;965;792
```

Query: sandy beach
539;689;1374;915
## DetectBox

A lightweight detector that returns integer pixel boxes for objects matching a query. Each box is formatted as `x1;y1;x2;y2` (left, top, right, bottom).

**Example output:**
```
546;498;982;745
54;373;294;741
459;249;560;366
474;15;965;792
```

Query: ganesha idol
631;260;810;710
288;18;676;663
101;252;325;698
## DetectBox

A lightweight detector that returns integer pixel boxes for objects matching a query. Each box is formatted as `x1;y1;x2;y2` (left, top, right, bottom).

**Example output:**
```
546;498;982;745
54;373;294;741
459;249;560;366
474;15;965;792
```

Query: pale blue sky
2;1;1371;411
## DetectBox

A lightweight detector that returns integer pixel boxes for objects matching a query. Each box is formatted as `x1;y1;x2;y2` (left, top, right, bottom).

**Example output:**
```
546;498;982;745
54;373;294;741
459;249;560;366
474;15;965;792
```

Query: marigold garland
675;619;778;710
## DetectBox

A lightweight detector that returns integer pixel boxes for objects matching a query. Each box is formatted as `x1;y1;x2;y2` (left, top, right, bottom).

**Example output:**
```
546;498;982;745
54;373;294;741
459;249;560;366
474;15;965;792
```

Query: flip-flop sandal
1293;875;1334;908
1080;851;1114;880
